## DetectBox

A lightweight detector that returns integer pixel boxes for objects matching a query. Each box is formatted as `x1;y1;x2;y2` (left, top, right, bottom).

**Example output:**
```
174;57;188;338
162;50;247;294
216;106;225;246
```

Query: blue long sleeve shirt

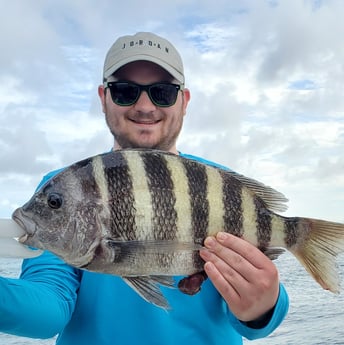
0;153;289;344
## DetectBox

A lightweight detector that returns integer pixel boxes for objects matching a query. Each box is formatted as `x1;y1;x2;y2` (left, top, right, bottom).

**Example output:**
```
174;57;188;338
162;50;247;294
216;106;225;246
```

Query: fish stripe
165;156;193;242
221;171;244;237
68;158;106;242
90;156;111;237
92;155;110;209
283;217;299;248
102;151;137;240
140;151;181;272
122;151;153;241
71;157;102;207
140;151;178;241
206;166;225;237
91;156;111;239
270;215;286;247
241;186;257;245
182;159;209;243
255;197;272;250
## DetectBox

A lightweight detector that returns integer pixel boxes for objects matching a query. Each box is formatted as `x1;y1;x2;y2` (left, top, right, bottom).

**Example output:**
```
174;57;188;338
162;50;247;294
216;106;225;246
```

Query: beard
108;122;182;152
104;107;184;152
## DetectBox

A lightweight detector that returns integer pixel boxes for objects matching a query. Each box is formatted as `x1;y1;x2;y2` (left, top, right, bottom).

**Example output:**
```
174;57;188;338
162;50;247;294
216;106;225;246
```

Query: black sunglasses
104;81;183;107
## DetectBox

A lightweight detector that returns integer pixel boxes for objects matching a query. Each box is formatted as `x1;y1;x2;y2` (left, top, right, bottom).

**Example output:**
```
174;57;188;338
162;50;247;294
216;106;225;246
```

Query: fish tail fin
290;218;344;293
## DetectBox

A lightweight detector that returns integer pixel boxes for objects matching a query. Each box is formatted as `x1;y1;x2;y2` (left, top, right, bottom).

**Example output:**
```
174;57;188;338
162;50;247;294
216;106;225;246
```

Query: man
0;32;288;344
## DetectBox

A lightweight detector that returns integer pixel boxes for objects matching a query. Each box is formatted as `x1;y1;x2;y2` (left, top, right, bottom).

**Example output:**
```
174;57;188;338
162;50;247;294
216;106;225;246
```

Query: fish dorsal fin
123;276;174;310
224;170;289;213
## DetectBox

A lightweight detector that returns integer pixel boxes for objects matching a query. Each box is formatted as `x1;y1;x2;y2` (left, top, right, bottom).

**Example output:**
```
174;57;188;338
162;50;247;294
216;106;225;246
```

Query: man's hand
199;232;280;322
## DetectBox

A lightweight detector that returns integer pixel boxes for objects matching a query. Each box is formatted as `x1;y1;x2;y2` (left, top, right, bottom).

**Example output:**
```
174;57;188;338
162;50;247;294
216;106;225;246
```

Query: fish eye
47;193;63;209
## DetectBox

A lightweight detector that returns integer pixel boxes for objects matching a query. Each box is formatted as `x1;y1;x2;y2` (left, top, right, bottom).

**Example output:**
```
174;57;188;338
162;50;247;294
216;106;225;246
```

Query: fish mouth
12;208;37;244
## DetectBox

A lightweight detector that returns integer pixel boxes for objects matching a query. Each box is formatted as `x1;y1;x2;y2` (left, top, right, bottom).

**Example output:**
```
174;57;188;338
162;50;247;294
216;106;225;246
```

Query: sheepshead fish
13;149;344;308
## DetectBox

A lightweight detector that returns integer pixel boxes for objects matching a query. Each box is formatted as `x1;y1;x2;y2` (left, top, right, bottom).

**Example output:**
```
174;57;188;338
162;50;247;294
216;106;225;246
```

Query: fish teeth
18;233;28;244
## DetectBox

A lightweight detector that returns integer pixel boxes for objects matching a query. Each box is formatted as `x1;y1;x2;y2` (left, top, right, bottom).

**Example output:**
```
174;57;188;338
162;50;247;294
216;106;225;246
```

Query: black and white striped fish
13;149;344;308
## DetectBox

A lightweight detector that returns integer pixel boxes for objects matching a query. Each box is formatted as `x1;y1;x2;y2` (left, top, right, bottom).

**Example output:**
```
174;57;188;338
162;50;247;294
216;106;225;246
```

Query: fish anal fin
148;275;175;289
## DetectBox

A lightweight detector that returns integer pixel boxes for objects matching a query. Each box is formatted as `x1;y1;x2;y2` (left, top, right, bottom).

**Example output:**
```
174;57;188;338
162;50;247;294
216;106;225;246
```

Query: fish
12;149;344;309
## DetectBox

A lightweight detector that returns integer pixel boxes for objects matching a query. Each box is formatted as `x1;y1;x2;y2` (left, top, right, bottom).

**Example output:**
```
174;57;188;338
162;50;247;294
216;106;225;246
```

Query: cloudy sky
0;0;343;223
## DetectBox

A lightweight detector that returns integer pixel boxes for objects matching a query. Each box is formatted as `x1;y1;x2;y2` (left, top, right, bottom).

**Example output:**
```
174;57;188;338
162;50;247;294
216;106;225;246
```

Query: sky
0;0;343;223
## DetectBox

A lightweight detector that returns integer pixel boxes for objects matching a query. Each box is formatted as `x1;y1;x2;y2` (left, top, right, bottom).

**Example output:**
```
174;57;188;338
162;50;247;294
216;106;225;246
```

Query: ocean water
0;253;343;345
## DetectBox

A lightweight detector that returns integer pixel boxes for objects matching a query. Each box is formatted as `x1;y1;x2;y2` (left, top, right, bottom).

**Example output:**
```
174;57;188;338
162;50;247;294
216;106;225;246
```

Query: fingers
202;255;244;302
200;234;250;301
199;232;280;321
216;232;271;266
201;233;259;282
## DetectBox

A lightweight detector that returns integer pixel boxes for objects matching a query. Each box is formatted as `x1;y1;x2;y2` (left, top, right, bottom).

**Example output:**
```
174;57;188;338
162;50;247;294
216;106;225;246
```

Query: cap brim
104;54;184;84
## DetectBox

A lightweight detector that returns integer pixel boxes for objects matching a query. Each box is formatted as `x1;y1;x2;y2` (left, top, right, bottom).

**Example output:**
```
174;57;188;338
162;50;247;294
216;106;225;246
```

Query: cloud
0;0;343;223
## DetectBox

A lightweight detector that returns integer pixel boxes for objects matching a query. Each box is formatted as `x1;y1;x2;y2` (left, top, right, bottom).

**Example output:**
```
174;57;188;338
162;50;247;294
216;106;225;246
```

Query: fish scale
255;198;273;251
13;148;344;309
119;151;152;241
164;153;192;243
104;154;137;241
222;172;244;237
206;165;226;238
183;160;210;242
284;217;300;248
140;152;178;241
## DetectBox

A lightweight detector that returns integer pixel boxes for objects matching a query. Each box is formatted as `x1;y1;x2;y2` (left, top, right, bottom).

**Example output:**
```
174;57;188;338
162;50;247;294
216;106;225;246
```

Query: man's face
98;61;190;154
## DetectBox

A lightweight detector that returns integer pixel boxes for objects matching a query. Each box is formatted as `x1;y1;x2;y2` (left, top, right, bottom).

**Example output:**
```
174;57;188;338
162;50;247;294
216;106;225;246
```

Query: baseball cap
103;32;184;84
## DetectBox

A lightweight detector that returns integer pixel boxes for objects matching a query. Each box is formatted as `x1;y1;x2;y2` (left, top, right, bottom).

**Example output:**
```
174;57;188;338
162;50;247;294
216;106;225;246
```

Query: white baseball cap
103;32;185;84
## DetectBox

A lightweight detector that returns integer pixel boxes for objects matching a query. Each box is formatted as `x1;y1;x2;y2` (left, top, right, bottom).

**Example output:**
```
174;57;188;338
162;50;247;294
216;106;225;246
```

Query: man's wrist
240;306;275;329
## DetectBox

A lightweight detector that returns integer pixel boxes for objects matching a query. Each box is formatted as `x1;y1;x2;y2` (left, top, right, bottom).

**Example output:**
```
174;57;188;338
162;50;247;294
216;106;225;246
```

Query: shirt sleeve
0;251;80;339
228;283;289;340
0;169;79;338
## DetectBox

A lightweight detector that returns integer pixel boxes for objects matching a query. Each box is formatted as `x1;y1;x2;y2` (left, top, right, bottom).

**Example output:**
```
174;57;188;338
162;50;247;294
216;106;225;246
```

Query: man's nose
133;90;156;112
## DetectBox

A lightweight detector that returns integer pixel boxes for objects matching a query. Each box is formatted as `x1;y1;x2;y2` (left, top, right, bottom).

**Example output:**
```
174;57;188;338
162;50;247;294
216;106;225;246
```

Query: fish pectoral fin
106;239;202;255
263;247;286;260
123;276;173;310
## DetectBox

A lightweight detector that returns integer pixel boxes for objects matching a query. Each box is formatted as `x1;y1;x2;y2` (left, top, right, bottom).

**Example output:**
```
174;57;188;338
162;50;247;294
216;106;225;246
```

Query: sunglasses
104;81;183;107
